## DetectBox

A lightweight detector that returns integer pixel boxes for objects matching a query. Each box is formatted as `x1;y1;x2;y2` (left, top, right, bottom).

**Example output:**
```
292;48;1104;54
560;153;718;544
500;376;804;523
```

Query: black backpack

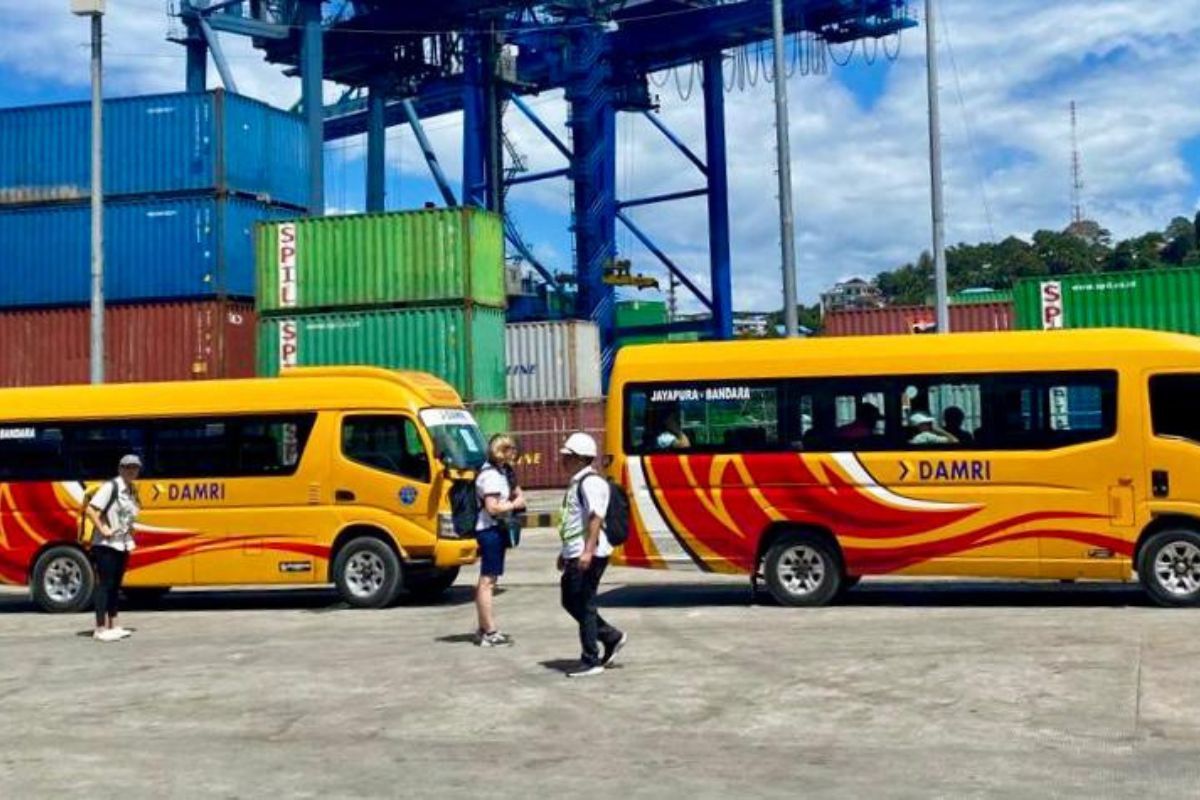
577;472;631;547
448;464;499;538
449;477;480;538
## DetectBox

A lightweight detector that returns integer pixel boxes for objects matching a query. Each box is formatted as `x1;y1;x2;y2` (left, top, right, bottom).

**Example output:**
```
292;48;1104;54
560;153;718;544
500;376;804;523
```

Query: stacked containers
505;320;605;488
254;207;509;430
0;90;308;385
1014;268;1200;334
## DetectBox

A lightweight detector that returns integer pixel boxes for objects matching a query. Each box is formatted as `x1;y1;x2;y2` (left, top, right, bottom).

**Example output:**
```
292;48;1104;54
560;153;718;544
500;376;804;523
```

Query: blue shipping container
0;90;309;209
0;196;294;306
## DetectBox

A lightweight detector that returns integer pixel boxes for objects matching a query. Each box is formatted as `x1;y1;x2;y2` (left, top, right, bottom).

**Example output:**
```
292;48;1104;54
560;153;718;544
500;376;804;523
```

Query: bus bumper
435;537;478;568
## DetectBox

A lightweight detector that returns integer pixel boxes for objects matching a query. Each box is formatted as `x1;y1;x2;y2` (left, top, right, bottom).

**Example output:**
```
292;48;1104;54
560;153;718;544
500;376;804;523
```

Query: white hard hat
560;432;598;458
119;454;143;468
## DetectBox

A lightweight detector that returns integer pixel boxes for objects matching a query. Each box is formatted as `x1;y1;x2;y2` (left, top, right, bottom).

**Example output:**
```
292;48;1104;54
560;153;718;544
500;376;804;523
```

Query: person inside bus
942;406;973;445
836;402;882;442
86;454;142;642
647;404;691;450
908;411;959;446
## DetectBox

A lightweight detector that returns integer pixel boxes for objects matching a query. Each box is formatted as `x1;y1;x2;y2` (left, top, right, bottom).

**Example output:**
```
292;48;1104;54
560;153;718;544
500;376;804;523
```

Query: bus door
334;413;439;545
989;373;1129;579
1144;372;1200;526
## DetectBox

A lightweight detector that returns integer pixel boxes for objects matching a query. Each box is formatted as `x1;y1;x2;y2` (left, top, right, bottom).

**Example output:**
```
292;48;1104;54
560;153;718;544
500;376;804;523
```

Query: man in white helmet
557;431;627;678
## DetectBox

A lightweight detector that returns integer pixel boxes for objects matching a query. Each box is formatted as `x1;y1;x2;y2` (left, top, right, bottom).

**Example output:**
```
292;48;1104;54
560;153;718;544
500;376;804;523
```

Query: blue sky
1;0;1198;311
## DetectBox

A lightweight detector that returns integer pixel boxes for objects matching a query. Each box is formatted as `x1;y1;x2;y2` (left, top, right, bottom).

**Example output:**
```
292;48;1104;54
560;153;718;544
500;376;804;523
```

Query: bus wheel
404;567;460;603
1138;529;1200;607
764;536;842;607
122;587;172;607
333;538;402;609
31;546;95;614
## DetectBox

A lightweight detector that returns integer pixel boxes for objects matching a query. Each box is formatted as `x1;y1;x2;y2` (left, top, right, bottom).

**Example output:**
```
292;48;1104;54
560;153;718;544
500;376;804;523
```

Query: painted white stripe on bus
831;453;976;512
627;458;701;571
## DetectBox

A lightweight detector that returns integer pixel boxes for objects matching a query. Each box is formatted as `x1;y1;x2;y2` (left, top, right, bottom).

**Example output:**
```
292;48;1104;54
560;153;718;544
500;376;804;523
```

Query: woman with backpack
85;454;143;642
474;434;526;647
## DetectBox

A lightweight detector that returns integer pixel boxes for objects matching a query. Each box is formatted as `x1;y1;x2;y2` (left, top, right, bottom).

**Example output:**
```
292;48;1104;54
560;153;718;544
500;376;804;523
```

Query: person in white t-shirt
86;454;142;642
473;434;525;647
908;411;959;446
556;432;626;678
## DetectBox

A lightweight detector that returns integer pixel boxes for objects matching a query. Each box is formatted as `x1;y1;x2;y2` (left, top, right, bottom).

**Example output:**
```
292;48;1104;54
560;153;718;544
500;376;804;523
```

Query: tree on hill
869;212;1198;304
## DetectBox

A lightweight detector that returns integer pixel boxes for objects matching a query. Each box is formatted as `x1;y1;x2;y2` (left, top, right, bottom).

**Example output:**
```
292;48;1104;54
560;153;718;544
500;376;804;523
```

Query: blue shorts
477;527;507;577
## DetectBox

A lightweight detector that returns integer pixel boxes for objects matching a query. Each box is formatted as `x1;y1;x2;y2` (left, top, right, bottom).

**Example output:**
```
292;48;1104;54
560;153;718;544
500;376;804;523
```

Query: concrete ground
1;530;1198;800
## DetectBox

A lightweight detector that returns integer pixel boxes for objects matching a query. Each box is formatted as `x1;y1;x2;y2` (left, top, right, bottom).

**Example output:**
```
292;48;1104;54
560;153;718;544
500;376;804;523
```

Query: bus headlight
437;513;458;539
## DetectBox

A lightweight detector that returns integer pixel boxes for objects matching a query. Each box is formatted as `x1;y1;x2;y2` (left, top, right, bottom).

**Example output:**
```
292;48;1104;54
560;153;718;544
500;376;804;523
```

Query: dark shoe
601;632;627;667
566;663;605;678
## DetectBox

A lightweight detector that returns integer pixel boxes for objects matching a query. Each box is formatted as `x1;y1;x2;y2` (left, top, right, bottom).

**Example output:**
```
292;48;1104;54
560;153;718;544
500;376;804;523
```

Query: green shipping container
950;289;1014;306
256;207;506;313
615;299;669;345
469;404;512;440
616;299;668;328
1014;268;1200;334
257;305;506;402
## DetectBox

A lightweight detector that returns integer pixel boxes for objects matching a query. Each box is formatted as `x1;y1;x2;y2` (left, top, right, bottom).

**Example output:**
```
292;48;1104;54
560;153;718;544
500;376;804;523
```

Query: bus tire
122;587;172;607
764;535;842;607
404;567;460;602
333;538;402;609
1138;529;1200;608
31;546;95;614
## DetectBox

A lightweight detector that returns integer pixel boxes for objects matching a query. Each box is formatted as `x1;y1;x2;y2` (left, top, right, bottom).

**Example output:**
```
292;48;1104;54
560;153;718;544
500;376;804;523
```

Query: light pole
72;0;105;382
924;0;949;333
771;0;799;337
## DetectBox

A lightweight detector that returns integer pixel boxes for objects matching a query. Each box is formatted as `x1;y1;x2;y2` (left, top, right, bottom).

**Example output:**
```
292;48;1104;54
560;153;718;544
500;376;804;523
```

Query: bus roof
0;367;465;421
611;328;1200;381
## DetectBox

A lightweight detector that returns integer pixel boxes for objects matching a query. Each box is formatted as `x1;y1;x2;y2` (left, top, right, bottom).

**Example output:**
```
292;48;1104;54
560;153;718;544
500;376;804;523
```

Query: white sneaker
111;627;132;639
566;663;605;678
93;629;121;642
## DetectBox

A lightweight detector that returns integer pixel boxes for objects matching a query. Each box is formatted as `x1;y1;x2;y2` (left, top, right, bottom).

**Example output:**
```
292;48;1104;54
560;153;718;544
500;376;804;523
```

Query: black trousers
92;546;128;626
560;556;622;667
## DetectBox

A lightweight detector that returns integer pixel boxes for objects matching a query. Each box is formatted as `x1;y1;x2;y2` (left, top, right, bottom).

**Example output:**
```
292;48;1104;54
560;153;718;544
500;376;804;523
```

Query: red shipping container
0;300;256;387
509;400;606;489
823;302;1013;337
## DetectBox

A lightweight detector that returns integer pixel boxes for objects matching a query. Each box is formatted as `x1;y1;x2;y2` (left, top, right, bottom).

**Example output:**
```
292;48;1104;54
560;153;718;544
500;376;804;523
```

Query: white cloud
2;0;1198;312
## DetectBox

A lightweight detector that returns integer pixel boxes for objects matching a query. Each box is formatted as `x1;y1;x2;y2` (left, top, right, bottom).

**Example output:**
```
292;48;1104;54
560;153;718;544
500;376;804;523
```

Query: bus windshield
419;409;487;470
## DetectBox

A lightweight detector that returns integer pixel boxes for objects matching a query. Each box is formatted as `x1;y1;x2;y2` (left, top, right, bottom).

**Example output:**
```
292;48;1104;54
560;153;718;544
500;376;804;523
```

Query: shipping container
949;289;1015;306
1014;268;1200;334
0;90;309;209
822;302;1013;337
616;299;668;327
256;305;506;402
469;403;513;441
0;195;292;306
0;300;255;387
255;207;505;312
508;400;606;489
506;320;602;403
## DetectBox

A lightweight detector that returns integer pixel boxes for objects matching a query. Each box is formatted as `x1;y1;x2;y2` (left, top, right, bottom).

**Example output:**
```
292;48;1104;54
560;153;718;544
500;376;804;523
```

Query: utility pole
73;0;106;382
771;0;799;337
924;0;949;334
1070;100;1084;225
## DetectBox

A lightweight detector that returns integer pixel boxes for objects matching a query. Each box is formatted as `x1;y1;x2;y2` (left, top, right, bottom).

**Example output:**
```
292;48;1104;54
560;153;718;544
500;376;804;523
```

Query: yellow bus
607;328;1200;607
0;367;483;612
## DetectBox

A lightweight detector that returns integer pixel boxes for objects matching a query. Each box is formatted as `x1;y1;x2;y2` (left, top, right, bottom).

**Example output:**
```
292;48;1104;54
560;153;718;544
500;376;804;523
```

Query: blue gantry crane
173;1;912;370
